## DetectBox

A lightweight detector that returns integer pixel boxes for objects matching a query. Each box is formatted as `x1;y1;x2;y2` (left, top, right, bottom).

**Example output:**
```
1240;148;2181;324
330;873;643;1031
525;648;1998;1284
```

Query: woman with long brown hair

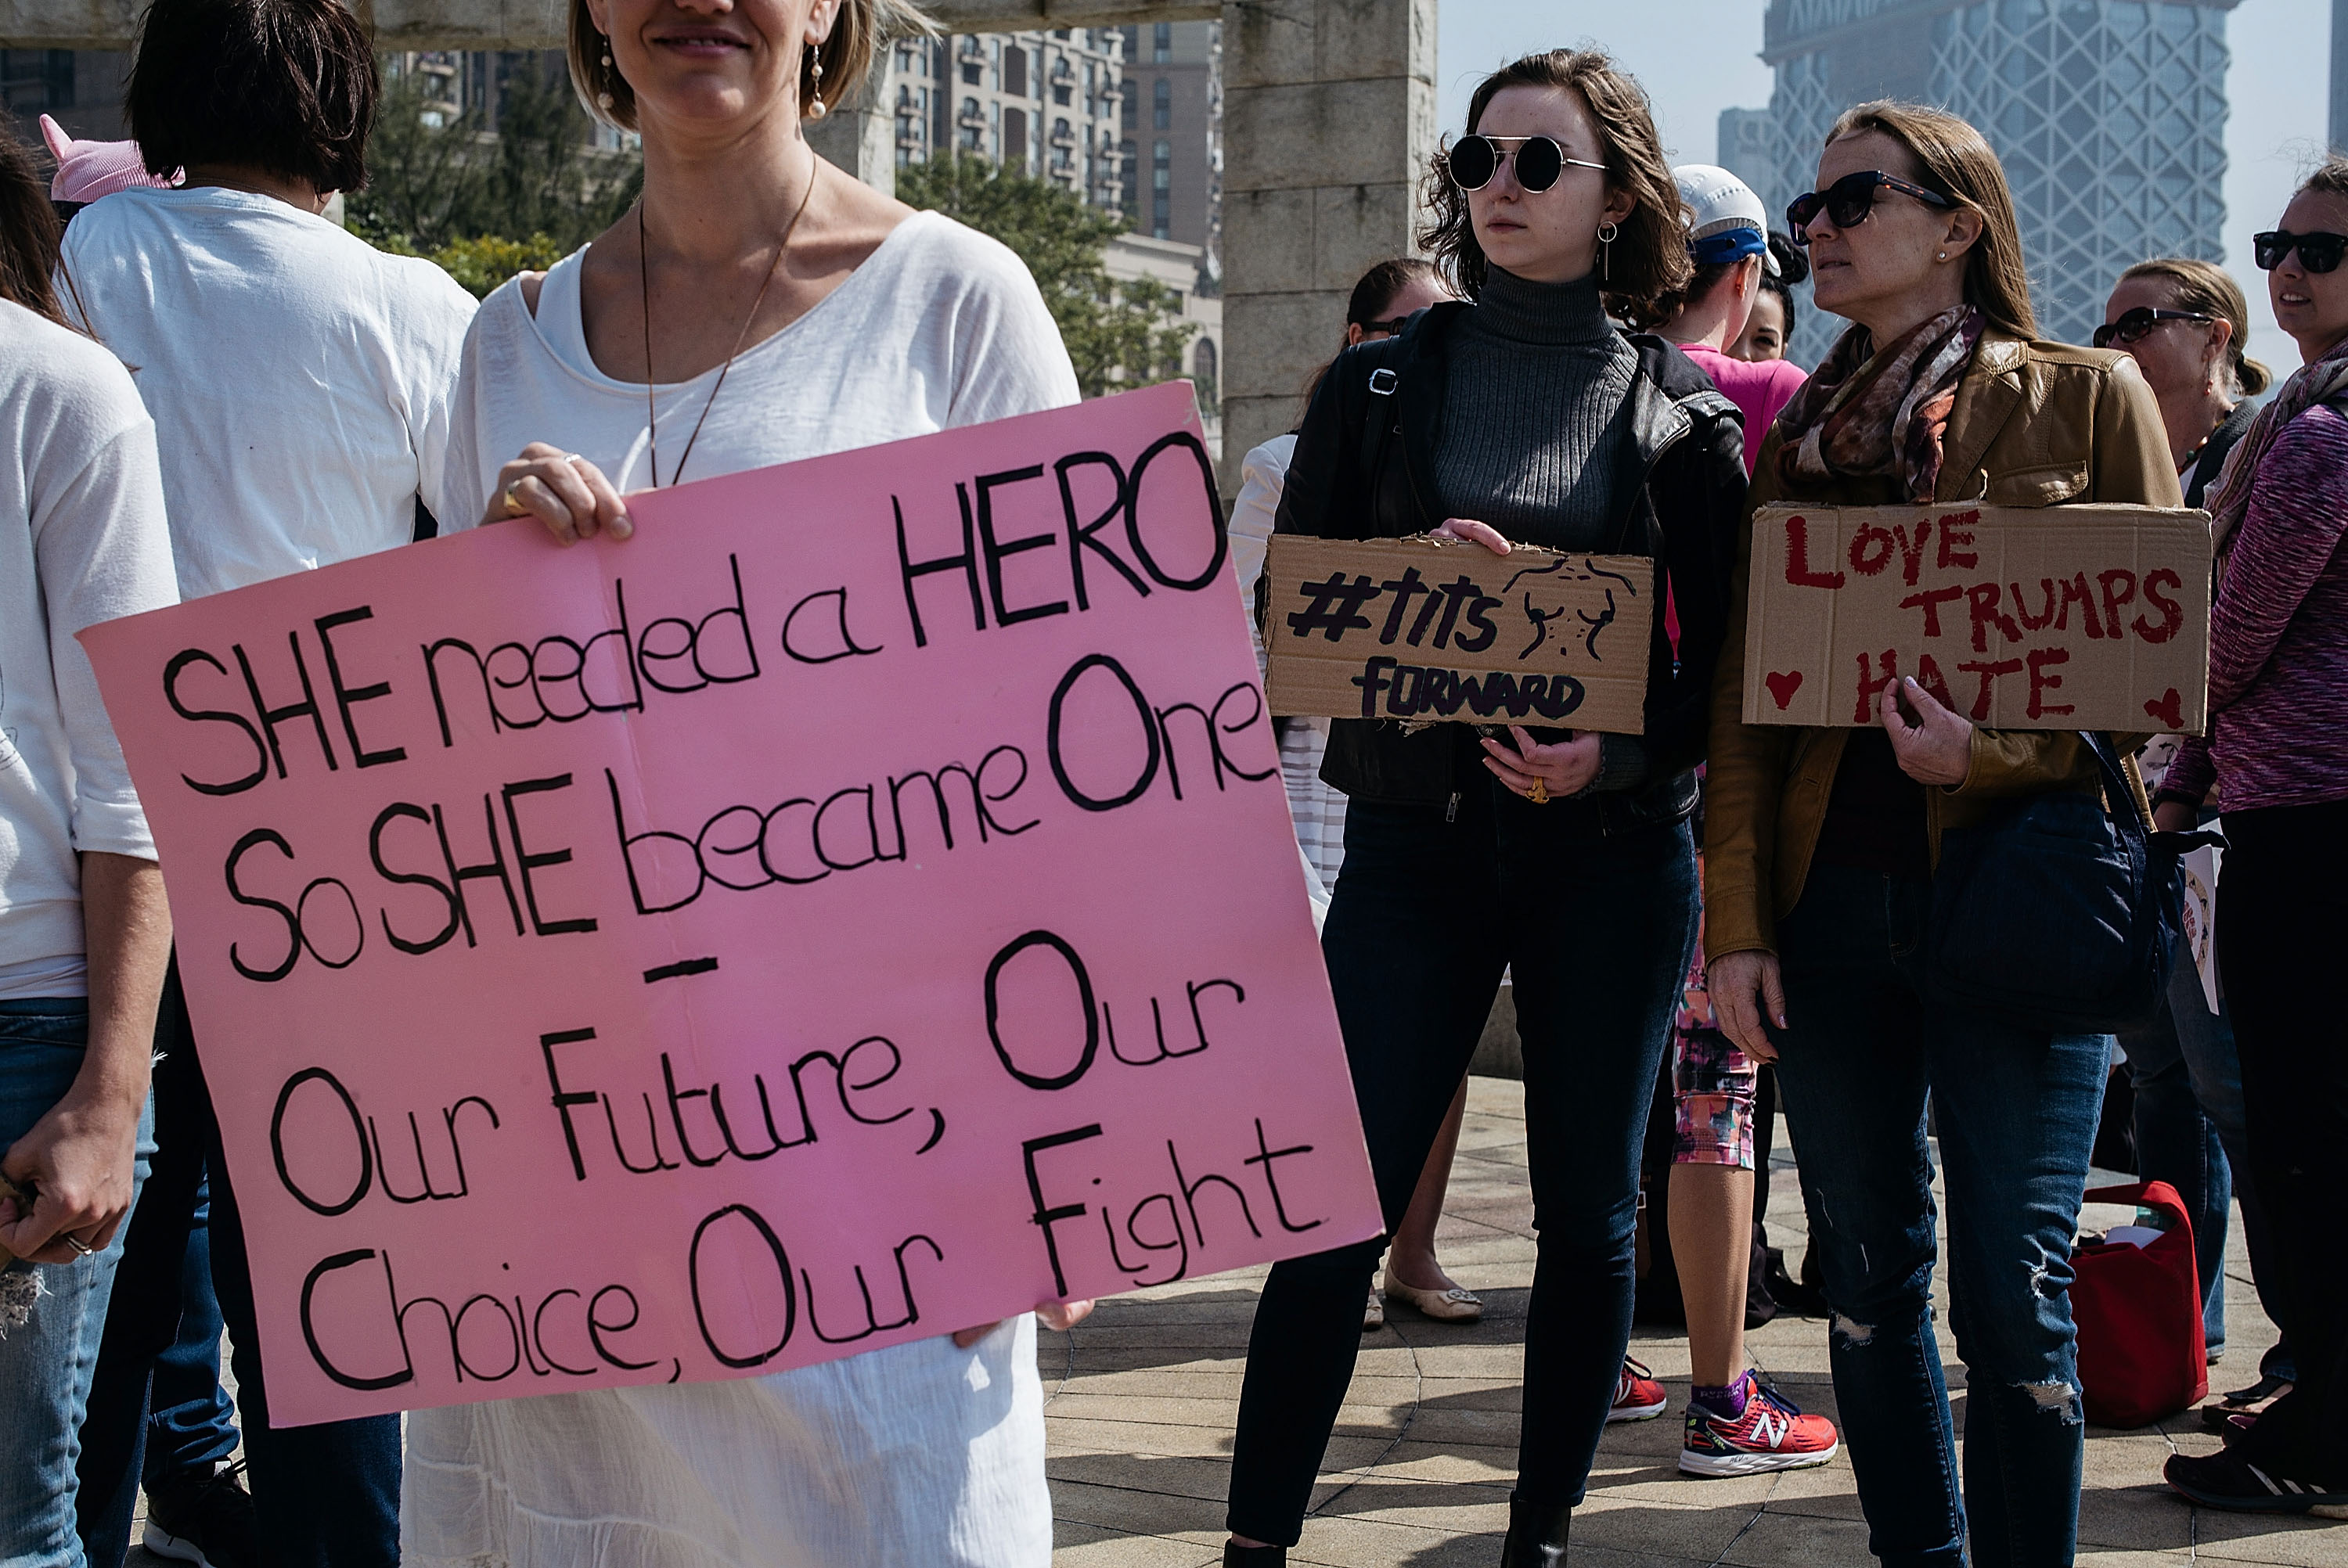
0;113;178;1568
1704;102;2177;1563
1223;49;1748;1566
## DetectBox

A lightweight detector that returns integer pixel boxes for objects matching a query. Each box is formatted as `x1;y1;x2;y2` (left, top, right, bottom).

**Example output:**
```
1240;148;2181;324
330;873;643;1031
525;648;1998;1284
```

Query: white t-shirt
435;209;1078;523
60;185;477;599
0;301;180;999
405;210;1079;1568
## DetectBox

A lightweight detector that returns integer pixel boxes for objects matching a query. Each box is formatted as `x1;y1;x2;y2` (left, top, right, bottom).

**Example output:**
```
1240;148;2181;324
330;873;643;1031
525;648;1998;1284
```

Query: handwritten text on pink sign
82;383;1377;1426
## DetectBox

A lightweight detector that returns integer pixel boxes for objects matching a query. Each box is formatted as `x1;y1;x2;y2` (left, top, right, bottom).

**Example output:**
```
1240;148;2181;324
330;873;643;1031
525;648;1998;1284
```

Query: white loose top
0;301;179;999
60;185;477;599
403;210;1077;1568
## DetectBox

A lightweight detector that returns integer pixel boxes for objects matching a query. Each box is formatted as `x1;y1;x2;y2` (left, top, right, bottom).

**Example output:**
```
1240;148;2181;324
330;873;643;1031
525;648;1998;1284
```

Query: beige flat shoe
1382;1272;1482;1323
1363;1288;1385;1331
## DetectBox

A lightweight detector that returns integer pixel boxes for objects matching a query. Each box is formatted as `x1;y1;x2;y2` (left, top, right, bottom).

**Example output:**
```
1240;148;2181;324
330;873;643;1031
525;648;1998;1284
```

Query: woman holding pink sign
406;0;1088;1562
1702;102;2177;1563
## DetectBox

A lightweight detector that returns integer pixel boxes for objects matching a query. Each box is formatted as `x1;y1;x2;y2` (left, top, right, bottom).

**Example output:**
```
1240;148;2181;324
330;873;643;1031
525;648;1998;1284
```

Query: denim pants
2217;803;2348;1487
1226;778;1697;1545
1769;867;2104;1568
2123;935;2296;1381
76;1028;239;1568
0;1000;151;1568
86;965;402;1568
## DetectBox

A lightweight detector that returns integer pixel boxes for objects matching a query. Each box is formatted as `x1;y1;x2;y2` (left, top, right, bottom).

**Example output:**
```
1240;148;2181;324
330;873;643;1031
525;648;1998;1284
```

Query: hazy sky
1436;0;2326;375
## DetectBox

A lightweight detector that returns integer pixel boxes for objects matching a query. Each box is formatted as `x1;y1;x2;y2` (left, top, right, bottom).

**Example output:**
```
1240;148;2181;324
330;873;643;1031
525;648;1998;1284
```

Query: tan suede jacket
1702;332;2183;963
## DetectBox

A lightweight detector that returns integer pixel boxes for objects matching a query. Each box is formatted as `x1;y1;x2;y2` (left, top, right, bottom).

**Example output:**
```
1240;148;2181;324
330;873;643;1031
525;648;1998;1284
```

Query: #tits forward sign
81;383;1377;1426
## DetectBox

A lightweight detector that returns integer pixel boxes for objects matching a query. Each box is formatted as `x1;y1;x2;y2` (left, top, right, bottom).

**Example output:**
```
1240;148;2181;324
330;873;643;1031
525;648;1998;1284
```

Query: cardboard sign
1263;535;1651;733
79;383;1378;1427
1741;504;2211;730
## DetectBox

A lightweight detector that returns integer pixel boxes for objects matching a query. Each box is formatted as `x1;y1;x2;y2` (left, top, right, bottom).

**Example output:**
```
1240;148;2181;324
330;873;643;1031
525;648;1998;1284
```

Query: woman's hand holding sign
488;443;635;545
953;1298;1096;1348
1880;675;1974;786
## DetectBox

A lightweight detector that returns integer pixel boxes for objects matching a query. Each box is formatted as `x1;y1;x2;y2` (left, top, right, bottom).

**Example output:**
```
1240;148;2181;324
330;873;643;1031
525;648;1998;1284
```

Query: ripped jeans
1767;866;2104;1568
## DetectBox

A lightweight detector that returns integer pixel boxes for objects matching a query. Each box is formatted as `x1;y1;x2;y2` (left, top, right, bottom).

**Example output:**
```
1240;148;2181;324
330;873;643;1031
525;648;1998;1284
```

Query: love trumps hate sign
1740;504;2212;732
80;383;1379;1427
1263;535;1652;732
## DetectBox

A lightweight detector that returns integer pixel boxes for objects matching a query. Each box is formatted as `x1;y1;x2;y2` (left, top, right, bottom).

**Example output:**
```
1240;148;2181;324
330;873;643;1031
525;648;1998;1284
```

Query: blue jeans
2123;936;2296;1380
1226;778;1698;1544
1770;867;2103;1568
0;1000;151;1568
77;1023;239;1568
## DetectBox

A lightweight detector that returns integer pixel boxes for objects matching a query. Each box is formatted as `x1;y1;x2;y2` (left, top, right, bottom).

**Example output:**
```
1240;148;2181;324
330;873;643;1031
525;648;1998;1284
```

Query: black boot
1223;1541;1285;1566
1500;1495;1570;1566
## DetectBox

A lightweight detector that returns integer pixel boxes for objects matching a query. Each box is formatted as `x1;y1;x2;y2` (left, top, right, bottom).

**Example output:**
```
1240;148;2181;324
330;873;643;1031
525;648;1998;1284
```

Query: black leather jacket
1270;301;1749;829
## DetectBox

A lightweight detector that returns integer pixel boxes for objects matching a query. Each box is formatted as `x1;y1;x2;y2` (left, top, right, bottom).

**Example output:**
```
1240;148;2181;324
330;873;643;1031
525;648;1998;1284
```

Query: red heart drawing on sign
1765;671;1803;710
2144;689;2183;730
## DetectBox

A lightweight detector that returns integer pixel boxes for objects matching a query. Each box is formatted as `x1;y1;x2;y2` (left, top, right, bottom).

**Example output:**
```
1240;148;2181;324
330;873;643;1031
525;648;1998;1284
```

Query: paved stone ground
1038;1077;2348;1566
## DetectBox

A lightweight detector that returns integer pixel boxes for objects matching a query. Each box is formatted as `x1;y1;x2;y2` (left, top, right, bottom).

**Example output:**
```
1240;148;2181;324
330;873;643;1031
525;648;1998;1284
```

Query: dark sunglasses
1786;169;1957;245
2254;229;2348;274
2091;307;2216;348
1446;135;1607;194
1359;316;1414;339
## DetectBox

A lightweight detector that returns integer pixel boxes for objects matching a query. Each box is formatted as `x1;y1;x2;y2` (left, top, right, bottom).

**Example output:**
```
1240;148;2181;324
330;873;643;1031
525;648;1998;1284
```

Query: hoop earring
1596;220;1619;283
806;45;827;119
596;34;614;111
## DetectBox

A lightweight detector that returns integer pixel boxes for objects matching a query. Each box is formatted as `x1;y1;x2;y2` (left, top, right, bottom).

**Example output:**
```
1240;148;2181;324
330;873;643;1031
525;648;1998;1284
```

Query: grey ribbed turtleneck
1435;266;1636;551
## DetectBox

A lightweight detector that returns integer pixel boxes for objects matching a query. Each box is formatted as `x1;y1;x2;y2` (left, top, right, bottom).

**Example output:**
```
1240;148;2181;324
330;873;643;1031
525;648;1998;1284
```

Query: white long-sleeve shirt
0;300;179;999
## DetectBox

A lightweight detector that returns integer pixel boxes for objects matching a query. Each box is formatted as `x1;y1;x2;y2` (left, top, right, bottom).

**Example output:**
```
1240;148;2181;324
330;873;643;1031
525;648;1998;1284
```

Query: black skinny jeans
2217;801;2348;1487
1226;776;1697;1545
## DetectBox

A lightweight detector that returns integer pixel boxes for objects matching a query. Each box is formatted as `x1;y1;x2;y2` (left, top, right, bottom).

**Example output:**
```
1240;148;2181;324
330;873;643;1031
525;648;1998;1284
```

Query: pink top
1677;342;1807;477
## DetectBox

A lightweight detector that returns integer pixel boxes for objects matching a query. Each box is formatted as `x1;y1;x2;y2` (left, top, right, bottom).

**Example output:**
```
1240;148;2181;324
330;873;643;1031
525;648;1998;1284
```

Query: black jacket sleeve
1637;401;1750;780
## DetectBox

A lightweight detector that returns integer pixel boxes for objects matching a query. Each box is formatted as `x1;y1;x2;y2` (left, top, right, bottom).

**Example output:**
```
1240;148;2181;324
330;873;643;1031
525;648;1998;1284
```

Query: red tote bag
2071;1180;2208;1428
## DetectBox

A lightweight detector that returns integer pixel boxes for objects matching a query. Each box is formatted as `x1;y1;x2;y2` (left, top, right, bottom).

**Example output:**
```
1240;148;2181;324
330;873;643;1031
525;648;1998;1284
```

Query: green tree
348;59;641;297
895;154;1194;398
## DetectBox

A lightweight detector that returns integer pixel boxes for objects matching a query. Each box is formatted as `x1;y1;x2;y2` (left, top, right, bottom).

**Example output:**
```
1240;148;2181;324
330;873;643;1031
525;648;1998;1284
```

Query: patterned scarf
1774;305;1986;503
2204;331;2348;552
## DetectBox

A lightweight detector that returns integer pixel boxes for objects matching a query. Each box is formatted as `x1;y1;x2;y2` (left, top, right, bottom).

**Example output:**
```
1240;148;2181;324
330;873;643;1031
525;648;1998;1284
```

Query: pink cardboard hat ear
39;114;176;204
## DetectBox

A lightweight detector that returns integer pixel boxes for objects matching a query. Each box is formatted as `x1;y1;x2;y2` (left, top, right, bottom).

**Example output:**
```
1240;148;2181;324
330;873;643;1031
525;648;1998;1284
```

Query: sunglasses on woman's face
1446;135;1607;194
1786;169;1957;245
2254;229;2348;274
2091;307;2215;348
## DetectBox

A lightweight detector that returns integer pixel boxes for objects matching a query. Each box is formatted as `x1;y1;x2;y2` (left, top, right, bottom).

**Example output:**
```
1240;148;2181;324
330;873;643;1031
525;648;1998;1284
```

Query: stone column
1217;0;1435;495
806;57;896;196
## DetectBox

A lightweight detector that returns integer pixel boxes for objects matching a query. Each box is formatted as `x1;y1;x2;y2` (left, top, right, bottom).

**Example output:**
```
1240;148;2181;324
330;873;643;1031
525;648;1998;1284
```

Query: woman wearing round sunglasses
1223;49;1748;1568
2155;159;2348;1516
1704;101;2177;1566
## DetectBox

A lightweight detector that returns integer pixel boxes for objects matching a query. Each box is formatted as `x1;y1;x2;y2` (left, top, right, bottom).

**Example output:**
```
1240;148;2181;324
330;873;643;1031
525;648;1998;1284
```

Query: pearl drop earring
597;35;614;111
807;45;827;118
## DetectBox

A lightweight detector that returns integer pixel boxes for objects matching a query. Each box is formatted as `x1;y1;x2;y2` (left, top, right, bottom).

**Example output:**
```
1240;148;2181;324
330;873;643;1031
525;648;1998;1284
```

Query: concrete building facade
889;27;1126;213
1118;18;1219;254
1727;0;2240;364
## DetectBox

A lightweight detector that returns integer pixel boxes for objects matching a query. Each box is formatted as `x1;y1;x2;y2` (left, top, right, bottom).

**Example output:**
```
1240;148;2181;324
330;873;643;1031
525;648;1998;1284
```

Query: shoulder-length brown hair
1824;101;2036;340
0;117;67;327
571;0;934;132
1417;49;1690;326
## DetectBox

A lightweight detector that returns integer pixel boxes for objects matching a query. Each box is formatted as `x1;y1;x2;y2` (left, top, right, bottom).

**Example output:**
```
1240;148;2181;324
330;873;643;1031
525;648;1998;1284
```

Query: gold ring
1528;779;1550;805
502;479;528;517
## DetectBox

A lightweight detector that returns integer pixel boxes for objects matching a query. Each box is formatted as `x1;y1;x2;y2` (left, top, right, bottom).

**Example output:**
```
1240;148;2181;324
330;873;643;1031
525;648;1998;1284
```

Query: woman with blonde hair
1704;102;2177;1563
400;0;1086;1561
1224;49;1749;1566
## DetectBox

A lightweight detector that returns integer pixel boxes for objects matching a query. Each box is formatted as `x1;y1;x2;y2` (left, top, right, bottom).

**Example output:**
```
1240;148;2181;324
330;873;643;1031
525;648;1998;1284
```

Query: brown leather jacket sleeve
1950;354;2181;800
1701;437;1791;962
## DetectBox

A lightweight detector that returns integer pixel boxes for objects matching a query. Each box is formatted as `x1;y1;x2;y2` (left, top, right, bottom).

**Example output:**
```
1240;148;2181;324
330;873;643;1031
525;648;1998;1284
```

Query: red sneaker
1608;1357;1669;1422
1679;1372;1839;1476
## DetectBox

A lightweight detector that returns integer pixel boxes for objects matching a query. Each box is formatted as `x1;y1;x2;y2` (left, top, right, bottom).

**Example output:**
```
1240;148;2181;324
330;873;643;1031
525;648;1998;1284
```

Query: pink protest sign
81;383;1377;1427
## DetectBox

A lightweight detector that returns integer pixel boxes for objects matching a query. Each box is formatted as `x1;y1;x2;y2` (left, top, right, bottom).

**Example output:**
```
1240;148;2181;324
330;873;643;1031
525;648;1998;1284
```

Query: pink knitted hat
41;113;176;203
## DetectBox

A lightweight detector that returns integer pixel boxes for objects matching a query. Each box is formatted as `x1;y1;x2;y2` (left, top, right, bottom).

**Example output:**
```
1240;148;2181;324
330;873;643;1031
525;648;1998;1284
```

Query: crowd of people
1;2;2343;1566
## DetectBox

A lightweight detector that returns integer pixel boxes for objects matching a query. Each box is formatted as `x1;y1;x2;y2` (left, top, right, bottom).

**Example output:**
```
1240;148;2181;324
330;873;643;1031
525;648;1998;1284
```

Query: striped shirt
2166;403;2348;812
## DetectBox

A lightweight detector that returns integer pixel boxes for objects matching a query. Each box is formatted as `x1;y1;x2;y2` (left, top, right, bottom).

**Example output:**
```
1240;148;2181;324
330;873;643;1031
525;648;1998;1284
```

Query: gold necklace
638;171;818;487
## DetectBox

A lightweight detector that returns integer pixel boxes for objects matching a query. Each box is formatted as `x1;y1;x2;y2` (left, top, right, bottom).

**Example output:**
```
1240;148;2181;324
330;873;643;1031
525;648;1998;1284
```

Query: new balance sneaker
144;1459;256;1568
2166;1448;2348;1514
1607;1357;1668;1422
1679;1372;1840;1477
